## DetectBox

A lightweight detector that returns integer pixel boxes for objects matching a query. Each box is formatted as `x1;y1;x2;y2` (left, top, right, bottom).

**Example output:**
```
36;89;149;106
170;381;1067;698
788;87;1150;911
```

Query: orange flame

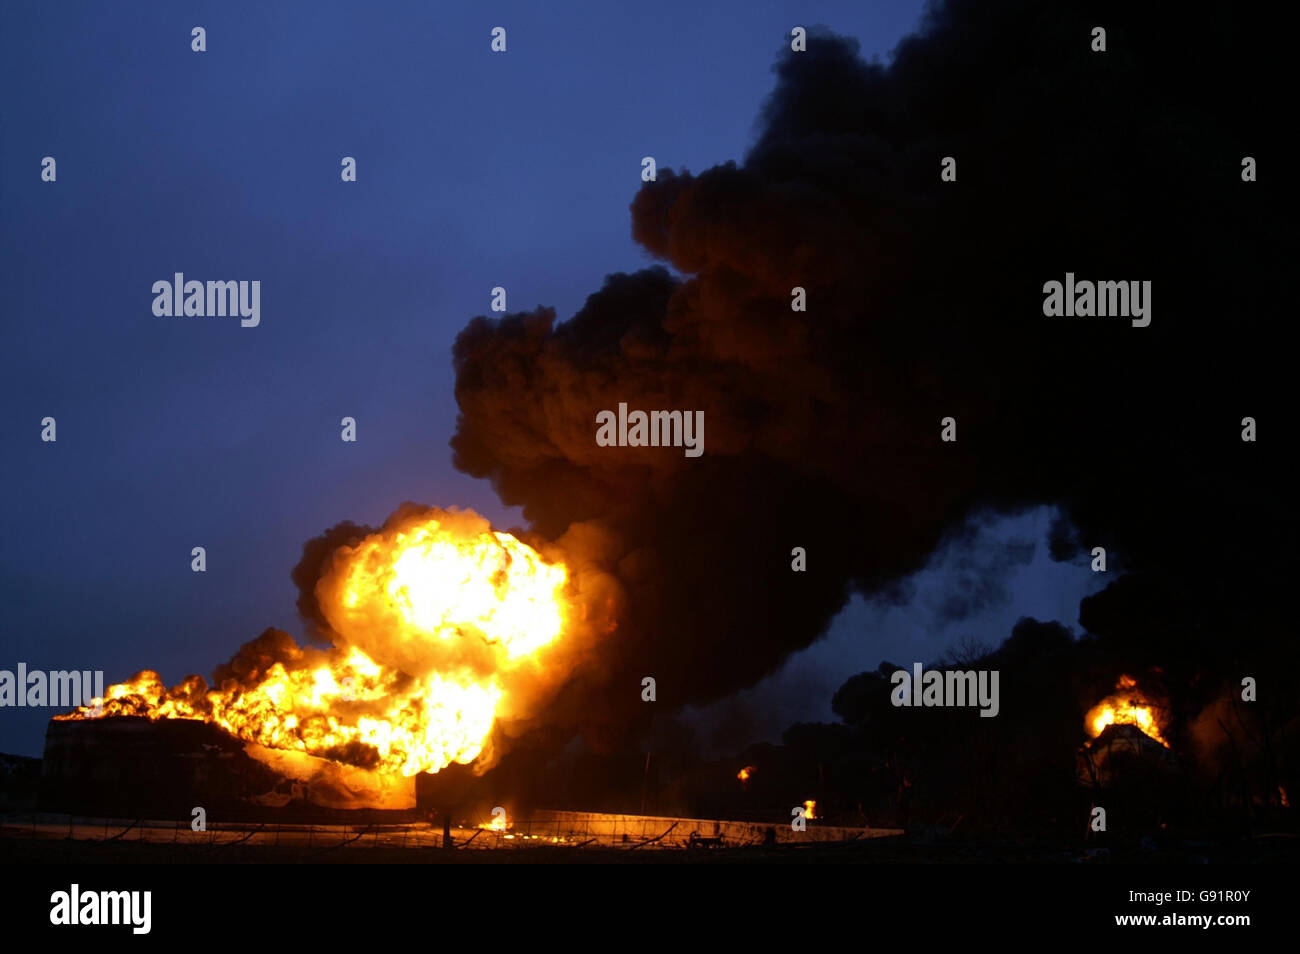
737;766;753;783
803;799;817;820
60;510;577;777
1085;675;1169;747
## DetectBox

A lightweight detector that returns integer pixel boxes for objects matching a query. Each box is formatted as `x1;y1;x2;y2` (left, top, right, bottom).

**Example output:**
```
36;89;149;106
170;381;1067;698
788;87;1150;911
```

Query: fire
1085;675;1169;748
60;510;576;777
341;522;567;662
737;766;753;783
480;811;509;831
803;799;817;820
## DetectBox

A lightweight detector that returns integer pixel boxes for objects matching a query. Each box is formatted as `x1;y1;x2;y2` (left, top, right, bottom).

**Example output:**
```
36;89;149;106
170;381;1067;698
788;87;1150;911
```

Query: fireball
61;510;575;777
1085;675;1169;747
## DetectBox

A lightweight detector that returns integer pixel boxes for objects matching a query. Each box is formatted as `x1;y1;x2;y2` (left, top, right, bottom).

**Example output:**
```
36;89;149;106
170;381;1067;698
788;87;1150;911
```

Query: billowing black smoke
300;1;1291;761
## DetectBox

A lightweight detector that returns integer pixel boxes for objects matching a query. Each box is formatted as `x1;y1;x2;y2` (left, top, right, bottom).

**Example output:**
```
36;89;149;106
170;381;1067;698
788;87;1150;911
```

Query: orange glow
60;512;575;778
737;766;753;783
1085;675;1169;747
345;523;567;661
803;799;817;820
480;811;509;831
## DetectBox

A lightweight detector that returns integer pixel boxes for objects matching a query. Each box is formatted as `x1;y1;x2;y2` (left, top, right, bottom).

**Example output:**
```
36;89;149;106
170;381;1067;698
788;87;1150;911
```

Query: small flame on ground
803;799;817;820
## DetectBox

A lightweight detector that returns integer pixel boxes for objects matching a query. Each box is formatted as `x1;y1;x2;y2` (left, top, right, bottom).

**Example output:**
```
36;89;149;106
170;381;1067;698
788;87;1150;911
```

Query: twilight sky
0;0;1098;756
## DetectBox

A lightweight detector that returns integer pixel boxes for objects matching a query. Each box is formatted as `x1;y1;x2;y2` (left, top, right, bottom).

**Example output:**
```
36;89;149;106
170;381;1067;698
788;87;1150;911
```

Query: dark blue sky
2;0;1098;756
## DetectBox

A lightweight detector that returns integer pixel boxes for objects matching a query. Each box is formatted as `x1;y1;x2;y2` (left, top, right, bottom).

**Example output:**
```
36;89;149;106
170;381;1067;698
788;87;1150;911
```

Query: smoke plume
300;1;1291;754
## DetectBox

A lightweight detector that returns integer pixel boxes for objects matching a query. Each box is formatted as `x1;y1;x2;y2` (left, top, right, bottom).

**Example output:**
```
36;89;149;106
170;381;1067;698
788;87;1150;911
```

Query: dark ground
4;831;1296;864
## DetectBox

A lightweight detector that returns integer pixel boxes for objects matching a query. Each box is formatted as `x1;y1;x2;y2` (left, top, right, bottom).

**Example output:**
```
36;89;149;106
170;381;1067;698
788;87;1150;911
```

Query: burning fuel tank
41;716;414;817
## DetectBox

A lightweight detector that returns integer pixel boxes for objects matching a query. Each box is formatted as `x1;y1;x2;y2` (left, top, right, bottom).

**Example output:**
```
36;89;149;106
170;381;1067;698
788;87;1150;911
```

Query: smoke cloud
297;1;1290;755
